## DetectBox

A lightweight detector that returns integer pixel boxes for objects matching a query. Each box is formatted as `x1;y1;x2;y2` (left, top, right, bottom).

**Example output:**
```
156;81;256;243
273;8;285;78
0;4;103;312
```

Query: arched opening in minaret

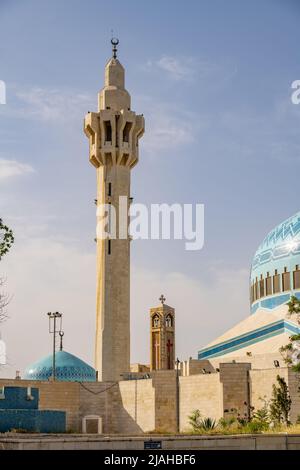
123;122;132;143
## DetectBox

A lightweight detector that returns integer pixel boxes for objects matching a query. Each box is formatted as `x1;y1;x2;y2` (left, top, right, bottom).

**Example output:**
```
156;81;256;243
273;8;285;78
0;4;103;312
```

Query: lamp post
47;312;62;381
175;357;180;433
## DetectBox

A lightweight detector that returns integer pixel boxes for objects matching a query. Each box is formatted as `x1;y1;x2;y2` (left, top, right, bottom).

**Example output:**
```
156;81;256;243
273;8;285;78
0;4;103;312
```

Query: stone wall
112;379;155;433
1;363;300;435
220;363;251;420
153;370;177;433
249;367;288;413
179;373;222;432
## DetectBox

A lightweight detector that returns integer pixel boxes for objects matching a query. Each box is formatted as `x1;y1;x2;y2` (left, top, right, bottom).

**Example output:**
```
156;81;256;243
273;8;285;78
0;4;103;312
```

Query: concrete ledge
0;433;299;450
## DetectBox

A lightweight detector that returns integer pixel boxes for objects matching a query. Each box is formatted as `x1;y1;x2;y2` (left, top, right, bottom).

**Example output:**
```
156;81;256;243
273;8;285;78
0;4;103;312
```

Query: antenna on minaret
111;35;119;59
59;330;64;351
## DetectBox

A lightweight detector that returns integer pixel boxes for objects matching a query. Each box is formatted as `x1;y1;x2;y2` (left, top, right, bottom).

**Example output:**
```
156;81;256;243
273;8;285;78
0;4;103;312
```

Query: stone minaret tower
84;40;145;382
150;296;175;371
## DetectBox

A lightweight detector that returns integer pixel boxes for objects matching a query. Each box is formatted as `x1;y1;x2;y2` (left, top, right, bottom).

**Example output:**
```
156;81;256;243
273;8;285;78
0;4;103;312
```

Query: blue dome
250;212;300;312
24;351;96;382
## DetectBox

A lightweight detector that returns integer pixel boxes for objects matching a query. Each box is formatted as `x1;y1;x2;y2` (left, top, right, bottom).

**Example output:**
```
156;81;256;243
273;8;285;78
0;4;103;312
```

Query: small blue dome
250;211;300;312
24;351;96;382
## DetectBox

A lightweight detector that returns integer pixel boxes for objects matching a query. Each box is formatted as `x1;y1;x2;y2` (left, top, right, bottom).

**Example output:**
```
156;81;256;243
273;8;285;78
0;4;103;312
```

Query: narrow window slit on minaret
108;239;111;255
108;182;112;196
123;122;132;143
104;121;112;142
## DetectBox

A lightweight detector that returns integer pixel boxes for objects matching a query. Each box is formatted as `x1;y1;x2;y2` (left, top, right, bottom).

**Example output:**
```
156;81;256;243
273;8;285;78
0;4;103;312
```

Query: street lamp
175;357;180;433
47;312;63;381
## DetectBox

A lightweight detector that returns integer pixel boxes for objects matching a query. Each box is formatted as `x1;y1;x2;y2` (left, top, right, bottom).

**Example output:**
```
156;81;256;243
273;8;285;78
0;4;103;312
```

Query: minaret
150;295;175;371
84;40;145;382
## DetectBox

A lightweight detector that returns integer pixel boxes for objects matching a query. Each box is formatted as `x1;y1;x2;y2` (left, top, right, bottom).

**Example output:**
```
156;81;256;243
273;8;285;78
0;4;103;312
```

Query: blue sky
0;0;300;376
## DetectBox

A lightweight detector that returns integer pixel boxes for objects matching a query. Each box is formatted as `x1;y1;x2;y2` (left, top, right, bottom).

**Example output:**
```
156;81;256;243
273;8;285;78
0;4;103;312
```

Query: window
165;314;172;328
294;266;300;289
250;284;254;303
282;270;291;291
108;239;111;255
152;314;160;328
108;182;112;197
273;273;281;294
123;122;132;143
259;277;264;298
254;279;258;300
266;276;272;296
104;121;112;142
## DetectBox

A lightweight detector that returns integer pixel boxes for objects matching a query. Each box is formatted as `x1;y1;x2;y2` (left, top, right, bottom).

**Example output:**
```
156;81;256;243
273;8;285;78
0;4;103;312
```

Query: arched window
152;314;160;328
165;314;172;328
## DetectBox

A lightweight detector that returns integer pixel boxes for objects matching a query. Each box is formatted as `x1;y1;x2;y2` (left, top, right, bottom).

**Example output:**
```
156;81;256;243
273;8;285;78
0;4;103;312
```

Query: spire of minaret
99;38;130;111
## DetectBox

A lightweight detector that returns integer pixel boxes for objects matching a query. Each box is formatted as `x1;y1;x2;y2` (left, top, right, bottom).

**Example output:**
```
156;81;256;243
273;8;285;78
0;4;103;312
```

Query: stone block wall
152;370;177;433
1;362;300;434
220;363;251;420
112;378;155;433
179;373;222;432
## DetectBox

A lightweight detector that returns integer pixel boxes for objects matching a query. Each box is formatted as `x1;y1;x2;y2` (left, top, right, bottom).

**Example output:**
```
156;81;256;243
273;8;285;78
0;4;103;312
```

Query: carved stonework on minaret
84;40;145;382
150;296;175;371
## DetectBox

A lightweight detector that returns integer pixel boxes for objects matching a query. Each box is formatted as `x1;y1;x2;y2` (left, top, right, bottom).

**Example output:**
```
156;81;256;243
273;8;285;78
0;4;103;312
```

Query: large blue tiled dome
250;211;300;313
24;350;96;382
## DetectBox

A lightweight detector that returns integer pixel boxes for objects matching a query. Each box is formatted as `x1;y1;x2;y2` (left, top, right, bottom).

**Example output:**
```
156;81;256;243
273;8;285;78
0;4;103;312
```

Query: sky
0;0;300;377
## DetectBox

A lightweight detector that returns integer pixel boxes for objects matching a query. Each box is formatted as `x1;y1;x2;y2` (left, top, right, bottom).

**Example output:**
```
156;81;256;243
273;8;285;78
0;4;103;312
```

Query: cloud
136;96;205;154
145;55;222;82
3;86;94;123
0;159;35;180
155;56;194;81
143;108;196;153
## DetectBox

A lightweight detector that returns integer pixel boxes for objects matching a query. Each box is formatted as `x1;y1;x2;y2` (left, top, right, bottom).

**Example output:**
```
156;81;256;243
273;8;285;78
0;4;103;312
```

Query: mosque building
198;212;300;362
1;41;300;436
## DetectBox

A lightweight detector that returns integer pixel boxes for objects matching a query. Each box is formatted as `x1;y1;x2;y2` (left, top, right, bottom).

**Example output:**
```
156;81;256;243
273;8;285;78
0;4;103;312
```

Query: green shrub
199;417;216;431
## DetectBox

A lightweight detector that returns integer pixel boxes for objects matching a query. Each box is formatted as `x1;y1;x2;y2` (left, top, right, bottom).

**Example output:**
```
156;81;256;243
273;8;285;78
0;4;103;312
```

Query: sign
144;440;162;450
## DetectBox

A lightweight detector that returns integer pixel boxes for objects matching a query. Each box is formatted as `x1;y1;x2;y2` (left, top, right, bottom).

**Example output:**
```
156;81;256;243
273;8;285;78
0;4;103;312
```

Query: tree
280;297;300;371
269;375;292;426
287;295;300;322
0;278;10;323
0;218;14;323
0;218;14;260
188;409;202;432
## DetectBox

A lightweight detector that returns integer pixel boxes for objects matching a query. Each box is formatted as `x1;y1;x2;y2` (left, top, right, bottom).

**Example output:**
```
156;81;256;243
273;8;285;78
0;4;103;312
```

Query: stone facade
1;360;300;434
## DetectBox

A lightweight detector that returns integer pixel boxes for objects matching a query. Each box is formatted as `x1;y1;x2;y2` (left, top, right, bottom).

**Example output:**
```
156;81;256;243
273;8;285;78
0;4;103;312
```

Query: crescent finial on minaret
111;37;119;59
